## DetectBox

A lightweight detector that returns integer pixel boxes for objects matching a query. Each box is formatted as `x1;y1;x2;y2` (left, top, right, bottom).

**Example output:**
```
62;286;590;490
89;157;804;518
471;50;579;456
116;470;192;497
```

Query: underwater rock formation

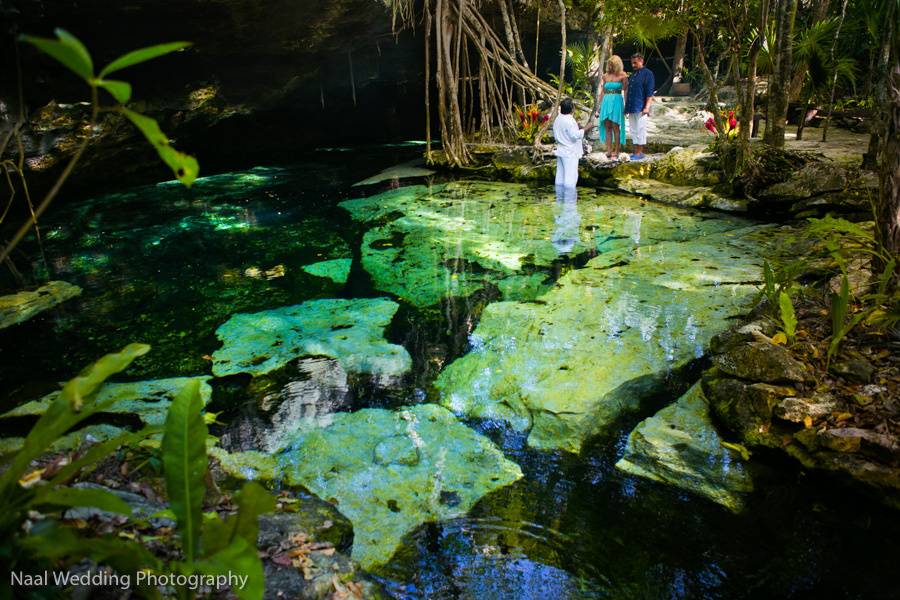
210;404;523;568
0;280;82;330
211;298;411;382
436;225;778;453
616;383;754;512
301;258;352;284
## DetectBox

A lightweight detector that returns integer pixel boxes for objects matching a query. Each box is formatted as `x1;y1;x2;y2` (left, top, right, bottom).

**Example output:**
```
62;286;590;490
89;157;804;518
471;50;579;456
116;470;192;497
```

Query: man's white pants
628;113;648;145
555;156;579;188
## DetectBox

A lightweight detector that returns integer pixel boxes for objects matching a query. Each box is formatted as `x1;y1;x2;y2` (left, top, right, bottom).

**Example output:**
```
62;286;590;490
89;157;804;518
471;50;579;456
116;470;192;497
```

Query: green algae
0;424;127;457
1;377;213;426
211;298;412;379
341;182;753;307
0;281;82;330
301;258;352;284
210;404;522;569
615;383;754;512
436;225;779;453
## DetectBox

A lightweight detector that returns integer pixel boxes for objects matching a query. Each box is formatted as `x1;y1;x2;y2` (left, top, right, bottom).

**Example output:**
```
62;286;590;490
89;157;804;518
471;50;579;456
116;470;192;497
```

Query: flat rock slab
615;383;753;512
2;376;212;426
0;281;82;330
212;298;411;380
211;404;522;569
352;160;436;187
301;258;352;284
436;224;779;453
340;182;754;307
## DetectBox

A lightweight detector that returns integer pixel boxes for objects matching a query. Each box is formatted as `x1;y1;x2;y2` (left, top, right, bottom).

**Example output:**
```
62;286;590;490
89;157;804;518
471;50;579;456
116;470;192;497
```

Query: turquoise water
1;147;897;599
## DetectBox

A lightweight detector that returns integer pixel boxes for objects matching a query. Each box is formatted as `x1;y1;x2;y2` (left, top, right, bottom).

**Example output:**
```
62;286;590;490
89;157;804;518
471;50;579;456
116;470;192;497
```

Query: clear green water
1;147;897;599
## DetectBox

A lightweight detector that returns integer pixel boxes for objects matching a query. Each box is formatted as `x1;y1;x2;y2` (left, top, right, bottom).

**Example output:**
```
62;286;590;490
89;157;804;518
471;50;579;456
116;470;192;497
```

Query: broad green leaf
0;345;151;495
831;275;850;336
23;522;162;599
162;379;208;564
876;259;897;297
194;537;264;600
778;291;797;343
202;482;274;558
20;29;94;81
62;342;150;411
122;108;199;186
95;78;132;103
99;42;191;77
34;487;132;515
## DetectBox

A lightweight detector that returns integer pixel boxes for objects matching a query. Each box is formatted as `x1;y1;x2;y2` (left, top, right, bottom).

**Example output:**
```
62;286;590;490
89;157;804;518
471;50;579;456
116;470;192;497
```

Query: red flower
542;114;550;122
728;114;738;129
704;117;717;134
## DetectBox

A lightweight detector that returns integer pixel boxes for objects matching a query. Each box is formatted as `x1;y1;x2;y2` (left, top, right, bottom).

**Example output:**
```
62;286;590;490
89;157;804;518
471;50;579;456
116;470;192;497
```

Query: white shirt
552;113;585;158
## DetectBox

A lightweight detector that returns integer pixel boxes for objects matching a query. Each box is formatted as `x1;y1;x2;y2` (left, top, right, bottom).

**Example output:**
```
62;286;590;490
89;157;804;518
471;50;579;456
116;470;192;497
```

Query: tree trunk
821;0;849;142
863;0;896;169
765;0;797;147
672;32;687;83
425;0;432;162
534;0;567;150
876;52;900;271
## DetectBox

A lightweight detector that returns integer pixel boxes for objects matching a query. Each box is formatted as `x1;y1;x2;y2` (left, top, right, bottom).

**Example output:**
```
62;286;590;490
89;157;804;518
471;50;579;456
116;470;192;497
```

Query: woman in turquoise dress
597;55;628;159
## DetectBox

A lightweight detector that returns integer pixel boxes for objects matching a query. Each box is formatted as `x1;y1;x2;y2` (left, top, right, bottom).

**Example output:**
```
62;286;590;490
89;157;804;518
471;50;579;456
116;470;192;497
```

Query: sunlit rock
301;258;352;284
436;226;778;453
1;377;213;426
340;181;750;307
352;160;435;186
0;281;82;330
0;424;126;457
209;404;523;569
615;383;754;512
212;298;411;381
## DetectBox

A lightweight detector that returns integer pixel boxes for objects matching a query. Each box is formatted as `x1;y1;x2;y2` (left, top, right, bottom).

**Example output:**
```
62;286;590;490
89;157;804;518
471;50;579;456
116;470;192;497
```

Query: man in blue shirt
625;53;655;160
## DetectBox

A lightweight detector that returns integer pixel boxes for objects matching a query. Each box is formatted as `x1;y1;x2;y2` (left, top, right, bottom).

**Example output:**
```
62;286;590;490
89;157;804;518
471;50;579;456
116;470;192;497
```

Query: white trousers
555;156;579;188
628;113;649;145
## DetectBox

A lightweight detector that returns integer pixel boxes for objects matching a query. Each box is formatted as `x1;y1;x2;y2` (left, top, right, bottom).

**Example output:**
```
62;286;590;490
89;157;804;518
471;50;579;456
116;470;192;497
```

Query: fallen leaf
19;469;45;488
803;416;813;428
772;332;787;345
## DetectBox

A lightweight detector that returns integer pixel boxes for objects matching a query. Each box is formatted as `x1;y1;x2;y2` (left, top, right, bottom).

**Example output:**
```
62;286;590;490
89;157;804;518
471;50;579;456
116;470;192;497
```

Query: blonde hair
606;55;624;74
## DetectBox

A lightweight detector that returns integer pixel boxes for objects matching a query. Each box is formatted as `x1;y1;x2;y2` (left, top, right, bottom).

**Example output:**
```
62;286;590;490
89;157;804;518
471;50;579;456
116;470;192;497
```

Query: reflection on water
551;185;581;255
1;151;899;599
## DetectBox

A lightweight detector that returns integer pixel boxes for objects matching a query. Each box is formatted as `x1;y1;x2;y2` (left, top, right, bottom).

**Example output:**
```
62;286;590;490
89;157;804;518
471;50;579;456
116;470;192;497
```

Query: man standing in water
552;98;591;189
625;53;655;160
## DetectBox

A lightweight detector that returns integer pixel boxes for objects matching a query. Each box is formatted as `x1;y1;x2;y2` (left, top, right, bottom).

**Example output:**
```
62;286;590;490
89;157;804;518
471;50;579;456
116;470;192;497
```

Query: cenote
1;145;897;599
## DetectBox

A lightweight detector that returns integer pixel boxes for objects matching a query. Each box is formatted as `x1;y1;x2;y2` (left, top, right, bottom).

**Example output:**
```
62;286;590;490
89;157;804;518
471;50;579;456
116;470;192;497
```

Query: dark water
1;147;898;599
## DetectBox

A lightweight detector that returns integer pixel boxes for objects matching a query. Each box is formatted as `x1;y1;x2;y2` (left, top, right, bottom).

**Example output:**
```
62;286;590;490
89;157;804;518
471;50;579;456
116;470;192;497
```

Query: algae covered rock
211;404;523;569
712;341;811;384
436;226;776;453
0;281;82;330
341;181;754;307
615;383;754;512
301;258;352;284
2;376;212;426
211;298;411;380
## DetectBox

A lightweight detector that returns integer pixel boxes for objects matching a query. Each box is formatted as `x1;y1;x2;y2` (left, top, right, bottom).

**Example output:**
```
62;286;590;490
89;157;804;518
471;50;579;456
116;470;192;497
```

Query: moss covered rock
301;258;352;284
0;281;82;330
436;225;780;453
211;298;411;380
615;383;754;512
211;405;522;568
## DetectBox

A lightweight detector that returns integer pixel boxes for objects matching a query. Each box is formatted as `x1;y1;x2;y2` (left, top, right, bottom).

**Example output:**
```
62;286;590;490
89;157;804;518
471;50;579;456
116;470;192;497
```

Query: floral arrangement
515;104;550;144
704;110;739;138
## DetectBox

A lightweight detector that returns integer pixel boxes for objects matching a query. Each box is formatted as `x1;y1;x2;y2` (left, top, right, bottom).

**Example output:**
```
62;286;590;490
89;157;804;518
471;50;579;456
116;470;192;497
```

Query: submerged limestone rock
301;258;352;284
352;160;435;186
341;181;752;307
211;298;411;380
0;281;82;330
615;383;754;512
436;225;775;453
0;424;126;456
2;377;212;426
210;404;523;569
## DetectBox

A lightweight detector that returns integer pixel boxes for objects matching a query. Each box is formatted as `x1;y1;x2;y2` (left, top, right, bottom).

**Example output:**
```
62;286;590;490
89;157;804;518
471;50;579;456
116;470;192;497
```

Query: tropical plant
778;290;798;344
1;29;199;266
514;104;550;144
0;344;163;597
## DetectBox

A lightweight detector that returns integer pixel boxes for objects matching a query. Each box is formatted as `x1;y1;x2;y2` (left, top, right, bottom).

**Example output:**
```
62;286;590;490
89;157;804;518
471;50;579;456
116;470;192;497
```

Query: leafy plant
778;290;798;344
514;104;550;144
1;29;199;265
0;345;163;597
160;379;274;600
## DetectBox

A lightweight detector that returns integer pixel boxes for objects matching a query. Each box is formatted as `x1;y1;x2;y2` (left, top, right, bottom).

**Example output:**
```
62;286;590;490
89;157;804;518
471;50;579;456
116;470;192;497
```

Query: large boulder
0;280;82;330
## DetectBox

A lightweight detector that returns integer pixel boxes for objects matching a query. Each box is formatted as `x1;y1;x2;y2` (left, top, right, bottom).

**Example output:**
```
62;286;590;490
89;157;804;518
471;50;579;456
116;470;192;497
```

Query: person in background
552;98;592;188
597;55;628;160
624;52;655;161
